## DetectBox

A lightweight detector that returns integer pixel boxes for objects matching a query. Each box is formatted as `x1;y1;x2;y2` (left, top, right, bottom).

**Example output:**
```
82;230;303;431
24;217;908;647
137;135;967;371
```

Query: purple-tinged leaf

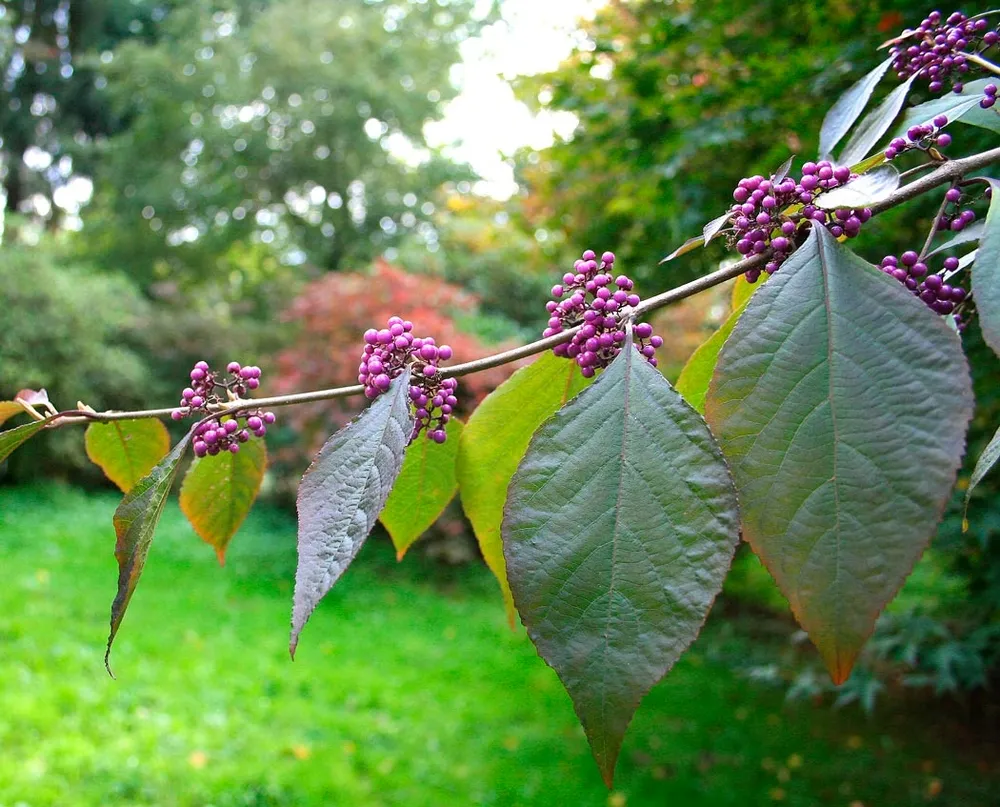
928;220;985;258
973;178;1000;358
772;154;795;184
503;338;739;786
706;226;973;684
818;56;893;159
815;164;899;210
838;76;915;166
0;419;48;464
106;431;192;674
290;370;413;657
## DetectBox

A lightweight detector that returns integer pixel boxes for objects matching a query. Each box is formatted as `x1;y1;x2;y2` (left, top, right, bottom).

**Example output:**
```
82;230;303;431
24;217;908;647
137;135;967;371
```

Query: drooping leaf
661;235;706;263
290;370;413;657
381;418;463;559
676;298;751;414
731;272;767;310
85;419;172;493
818;56;893;159
503;340;739;786
179;437;268;563
895;80;1000;136
0;419;48;464
772;154;795;184
928;220;985;257
457;353;592;624
942;248;978;282
0;401;26;428
705;226;974;684
964;424;1000;530
702;211;732;246
815;164;900;210
972;179;1000;357
106;431;192;674
838;76;915;166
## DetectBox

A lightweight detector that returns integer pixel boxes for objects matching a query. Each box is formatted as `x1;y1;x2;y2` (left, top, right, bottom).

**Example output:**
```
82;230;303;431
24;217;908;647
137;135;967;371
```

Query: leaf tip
104;643;117;680
215;548;227;567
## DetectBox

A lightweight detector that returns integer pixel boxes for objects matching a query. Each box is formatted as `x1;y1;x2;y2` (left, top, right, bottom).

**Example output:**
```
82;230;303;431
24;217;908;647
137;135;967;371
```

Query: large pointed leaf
0;419;48;464
106;431;192;673
0;401;26;428
895;80;1000;137
179;437;267;563
815;164;899;210
291;370;413;657
503;341;739;786
457;354;592;624
705;226;973;684
381;418;463;559
676;299;750;414
818;56;893;159
85;419;171;493
972;179;1000;358
964;424;1000;529
838;76;915;166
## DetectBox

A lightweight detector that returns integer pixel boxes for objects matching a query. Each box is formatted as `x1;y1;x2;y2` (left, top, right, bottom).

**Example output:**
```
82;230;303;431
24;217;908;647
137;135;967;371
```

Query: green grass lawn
0;484;996;806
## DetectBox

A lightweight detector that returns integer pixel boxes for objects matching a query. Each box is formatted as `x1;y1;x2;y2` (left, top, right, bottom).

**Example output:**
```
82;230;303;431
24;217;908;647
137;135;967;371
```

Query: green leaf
291;370;413;657
85;419;172;493
381;418;463;559
731;273;767;309
815;164;899;210
457;353;592;625
676;298;750;414
818;56;893;159
964;424;1000;530
179;437;267;563
106;431;192;674
972;179;1000;358
702;211;731;246
838;75;915;166
0;401;27;428
705;226;974;684
895;79;1000;137
0;419;48;464
661;234;706;263
503;340;739;786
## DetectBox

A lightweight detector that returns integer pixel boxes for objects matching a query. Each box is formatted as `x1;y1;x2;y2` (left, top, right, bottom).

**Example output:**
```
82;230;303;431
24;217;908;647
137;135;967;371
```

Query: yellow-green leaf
0;401;26;428
457;353;592;626
676;299;750;414
179;437;267;564
381;419;463;559
731;272;767;310
85;419;172;493
0;419;48;464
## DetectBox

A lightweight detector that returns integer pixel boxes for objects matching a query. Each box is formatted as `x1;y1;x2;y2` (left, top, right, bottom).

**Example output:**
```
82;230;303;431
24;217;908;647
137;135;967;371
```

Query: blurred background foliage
1;0;998;724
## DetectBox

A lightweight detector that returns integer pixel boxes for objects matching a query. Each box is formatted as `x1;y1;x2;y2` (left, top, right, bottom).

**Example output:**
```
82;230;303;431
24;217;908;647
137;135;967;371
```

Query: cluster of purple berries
889;11;998;94
359;317;457;443
544;250;662;377
725;163;873;282
982;83;998;109
884;115;952;160
171;361;275;458
880;251;968;323
937;185;979;232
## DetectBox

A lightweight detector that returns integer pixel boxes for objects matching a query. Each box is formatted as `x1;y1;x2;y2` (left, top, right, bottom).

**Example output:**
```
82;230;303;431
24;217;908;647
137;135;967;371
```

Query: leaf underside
972;179;1000;358
179;437;268;563
457;353;592;625
503;340;739;786
837;75;915;167
85;419;172;493
290;370;413;657
964;424;1000;528
381;418;463;559
895;79;1000;137
818;56;893;159
107;431;192;674
705;226;973;684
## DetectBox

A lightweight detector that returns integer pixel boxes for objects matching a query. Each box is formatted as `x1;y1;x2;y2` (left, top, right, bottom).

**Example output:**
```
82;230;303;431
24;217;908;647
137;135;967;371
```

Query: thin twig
33;144;1000;427
964;51;1000;77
